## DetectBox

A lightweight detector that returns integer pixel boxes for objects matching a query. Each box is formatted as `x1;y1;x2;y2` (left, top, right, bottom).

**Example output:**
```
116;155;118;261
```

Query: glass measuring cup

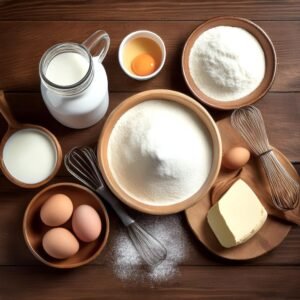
0;91;62;188
39;30;110;129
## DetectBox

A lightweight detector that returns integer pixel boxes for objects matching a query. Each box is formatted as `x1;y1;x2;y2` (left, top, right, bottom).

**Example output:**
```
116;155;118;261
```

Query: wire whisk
64;146;167;266
231;106;300;211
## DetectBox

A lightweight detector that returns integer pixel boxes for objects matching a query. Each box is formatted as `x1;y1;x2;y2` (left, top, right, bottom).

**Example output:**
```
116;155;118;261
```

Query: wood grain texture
0;266;300;300
1;186;300;267
0;21;300;92
0;1;300;298
0;92;299;162
0;0;300;21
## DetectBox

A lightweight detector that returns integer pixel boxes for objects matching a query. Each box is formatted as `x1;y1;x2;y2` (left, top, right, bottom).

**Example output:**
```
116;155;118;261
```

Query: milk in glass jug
39;31;110;129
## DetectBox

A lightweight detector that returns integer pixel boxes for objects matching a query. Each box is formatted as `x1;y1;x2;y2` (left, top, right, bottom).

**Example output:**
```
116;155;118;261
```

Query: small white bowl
118;30;166;81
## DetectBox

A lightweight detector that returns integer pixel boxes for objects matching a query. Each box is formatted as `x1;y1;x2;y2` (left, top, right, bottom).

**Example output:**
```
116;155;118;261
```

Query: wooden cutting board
185;116;298;260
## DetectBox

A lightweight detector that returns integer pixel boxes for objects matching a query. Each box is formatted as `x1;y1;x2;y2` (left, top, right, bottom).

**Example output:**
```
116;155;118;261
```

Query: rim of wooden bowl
0;124;62;189
98;89;222;215
182;16;277;110
23;182;110;268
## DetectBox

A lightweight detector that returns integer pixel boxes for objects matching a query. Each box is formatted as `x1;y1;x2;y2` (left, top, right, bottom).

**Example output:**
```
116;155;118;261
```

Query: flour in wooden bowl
107;100;212;205
189;26;265;101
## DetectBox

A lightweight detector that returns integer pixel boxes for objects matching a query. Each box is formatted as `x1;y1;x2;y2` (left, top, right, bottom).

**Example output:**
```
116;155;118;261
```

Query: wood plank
0;92;299;163
255;94;300;163
0;266;299;299
0;21;300;92
0;1;299;299
1;1;300;21
0;92;298;267
0;178;300;267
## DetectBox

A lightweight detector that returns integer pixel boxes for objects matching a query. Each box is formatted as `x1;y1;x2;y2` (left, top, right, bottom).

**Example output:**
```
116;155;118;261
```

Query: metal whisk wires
127;222;167;266
64;146;167;266
231;106;300;211
65;147;104;190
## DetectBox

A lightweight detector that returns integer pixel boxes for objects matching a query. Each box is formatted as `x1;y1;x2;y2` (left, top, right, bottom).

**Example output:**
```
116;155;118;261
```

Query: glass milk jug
39;31;110;129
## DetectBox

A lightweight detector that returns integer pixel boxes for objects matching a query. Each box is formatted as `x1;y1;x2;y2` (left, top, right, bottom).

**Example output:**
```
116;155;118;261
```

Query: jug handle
0;91;19;129
82;30;110;63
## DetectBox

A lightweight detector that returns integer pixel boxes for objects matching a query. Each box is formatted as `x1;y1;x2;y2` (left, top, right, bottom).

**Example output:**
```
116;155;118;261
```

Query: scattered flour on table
111;214;189;283
189;26;265;101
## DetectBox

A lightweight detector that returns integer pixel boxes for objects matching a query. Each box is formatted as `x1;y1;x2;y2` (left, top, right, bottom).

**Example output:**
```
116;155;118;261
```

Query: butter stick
207;179;267;248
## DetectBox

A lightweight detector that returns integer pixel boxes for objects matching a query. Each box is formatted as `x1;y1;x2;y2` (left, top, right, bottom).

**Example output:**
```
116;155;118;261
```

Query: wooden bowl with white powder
98;89;222;215
182;17;277;110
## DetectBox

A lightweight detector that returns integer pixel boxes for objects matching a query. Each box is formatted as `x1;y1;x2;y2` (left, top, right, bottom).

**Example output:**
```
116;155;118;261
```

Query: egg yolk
131;53;156;76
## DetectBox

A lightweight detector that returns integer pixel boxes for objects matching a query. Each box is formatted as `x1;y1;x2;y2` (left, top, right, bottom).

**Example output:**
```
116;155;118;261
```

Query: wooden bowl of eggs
23;182;109;268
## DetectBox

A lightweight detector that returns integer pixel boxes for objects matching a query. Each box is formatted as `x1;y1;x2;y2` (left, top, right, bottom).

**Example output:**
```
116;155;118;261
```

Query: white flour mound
108;100;212;205
189;26;265;101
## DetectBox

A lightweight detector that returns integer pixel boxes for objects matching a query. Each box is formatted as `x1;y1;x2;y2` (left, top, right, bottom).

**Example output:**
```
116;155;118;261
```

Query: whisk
64;146;167;266
231;106;300;211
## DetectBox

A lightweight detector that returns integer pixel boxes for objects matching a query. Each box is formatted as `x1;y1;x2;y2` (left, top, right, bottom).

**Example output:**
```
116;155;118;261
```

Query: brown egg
42;227;79;259
72;205;102;243
222;147;250;170
40;194;73;226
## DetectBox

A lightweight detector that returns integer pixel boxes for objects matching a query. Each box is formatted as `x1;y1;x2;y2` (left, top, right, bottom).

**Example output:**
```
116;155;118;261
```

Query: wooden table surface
0;1;300;299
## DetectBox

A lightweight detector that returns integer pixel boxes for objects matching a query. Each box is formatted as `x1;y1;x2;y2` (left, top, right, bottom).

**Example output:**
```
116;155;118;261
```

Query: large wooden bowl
182;17;277;110
98;89;222;215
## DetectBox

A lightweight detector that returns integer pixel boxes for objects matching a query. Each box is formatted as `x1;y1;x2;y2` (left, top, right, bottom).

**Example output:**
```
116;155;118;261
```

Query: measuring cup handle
82;30;110;63
0;91;19;128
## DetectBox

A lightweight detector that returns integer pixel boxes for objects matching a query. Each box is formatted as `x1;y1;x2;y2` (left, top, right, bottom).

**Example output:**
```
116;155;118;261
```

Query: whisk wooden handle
0;91;19;128
96;186;135;227
231;106;300;211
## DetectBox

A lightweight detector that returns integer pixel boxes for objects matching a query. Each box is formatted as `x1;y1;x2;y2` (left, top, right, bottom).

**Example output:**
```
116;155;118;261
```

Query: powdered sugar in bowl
98;89;222;215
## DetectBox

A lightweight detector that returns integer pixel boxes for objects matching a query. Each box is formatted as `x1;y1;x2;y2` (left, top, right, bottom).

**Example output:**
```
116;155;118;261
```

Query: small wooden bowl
0;91;62;188
182;17;277;110
98;89;222;215
0;125;62;188
23;182;110;268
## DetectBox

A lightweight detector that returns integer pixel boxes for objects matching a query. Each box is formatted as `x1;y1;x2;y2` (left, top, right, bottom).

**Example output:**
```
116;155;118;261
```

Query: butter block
207;179;267;248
